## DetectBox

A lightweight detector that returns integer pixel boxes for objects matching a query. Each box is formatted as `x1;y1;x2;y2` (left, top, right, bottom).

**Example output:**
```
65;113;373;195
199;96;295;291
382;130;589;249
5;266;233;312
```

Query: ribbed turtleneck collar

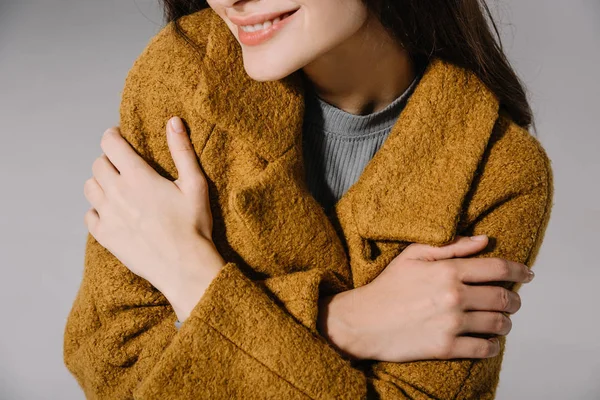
303;62;425;137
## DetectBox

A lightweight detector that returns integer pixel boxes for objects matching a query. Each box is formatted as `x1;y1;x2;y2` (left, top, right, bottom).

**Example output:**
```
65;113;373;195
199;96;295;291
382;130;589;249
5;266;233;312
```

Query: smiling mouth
233;8;300;46
235;8;300;32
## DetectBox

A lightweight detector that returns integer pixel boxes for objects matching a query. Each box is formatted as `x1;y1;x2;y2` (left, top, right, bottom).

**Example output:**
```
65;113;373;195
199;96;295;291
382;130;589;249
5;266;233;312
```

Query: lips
229;8;300;27
234;7;300;46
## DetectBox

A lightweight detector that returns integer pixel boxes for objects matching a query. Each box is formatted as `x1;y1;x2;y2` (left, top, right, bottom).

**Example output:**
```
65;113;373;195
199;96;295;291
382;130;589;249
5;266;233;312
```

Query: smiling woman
63;1;553;399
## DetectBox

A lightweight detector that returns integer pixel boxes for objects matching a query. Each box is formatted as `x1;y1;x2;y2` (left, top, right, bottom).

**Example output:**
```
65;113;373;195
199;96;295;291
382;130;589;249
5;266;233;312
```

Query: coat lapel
193;9;500;288
344;58;501;245
193;10;351;287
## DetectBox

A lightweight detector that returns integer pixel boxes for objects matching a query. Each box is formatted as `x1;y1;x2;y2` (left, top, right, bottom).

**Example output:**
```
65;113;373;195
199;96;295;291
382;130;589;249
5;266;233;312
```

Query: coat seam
451;360;475;400
371;369;439;399
197;317;314;400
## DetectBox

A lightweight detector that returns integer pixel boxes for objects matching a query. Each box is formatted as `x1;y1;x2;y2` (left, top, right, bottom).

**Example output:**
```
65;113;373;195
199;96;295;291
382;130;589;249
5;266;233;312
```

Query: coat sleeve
354;115;554;399
63;22;554;400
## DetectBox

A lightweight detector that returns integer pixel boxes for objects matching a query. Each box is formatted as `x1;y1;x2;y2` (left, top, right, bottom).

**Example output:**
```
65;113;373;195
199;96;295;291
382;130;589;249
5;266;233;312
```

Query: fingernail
489;338;500;354
526;269;535;282
470;234;487;241
169;117;185;134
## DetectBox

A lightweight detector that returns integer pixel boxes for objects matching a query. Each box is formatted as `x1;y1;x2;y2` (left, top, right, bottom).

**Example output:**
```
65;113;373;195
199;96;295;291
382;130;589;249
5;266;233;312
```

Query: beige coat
63;7;554;399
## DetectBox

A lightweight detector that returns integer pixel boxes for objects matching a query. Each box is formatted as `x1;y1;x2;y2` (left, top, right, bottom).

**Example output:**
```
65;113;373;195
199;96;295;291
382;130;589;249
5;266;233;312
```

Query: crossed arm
63;40;553;400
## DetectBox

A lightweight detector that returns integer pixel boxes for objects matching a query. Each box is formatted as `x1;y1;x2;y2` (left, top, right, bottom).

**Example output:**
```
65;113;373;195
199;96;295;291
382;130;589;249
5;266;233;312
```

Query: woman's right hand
317;235;535;363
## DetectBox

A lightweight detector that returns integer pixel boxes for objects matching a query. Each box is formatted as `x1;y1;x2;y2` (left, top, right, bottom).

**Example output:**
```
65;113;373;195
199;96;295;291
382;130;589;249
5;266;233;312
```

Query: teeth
241;13;288;32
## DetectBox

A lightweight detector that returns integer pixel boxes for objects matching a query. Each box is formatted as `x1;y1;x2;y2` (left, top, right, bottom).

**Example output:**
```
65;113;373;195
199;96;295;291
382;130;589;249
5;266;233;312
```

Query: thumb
401;235;489;261
167;116;205;194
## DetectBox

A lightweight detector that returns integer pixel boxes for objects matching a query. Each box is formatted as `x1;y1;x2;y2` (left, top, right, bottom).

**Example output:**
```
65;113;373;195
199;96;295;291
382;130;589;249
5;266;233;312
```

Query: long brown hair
159;0;536;133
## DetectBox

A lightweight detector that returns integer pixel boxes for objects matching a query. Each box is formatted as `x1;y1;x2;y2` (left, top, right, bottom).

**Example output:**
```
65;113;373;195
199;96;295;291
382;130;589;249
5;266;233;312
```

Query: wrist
161;239;226;322
317;287;371;361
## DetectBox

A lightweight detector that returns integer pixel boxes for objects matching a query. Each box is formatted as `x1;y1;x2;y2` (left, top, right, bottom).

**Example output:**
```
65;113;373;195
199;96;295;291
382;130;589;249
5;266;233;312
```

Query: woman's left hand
83;116;226;321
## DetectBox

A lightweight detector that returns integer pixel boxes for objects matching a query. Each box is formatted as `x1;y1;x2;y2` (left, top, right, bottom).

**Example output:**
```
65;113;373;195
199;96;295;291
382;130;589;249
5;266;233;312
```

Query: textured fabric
302;65;423;214
172;66;421;331
176;61;423;331
63;7;554;400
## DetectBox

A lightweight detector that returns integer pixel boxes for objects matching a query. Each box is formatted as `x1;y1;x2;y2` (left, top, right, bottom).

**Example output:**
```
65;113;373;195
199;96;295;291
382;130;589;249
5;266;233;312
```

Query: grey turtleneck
301;69;422;215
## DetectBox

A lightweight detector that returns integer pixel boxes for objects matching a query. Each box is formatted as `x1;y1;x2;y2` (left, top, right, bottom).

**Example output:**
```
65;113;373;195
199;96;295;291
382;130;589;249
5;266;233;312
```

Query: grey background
0;0;598;399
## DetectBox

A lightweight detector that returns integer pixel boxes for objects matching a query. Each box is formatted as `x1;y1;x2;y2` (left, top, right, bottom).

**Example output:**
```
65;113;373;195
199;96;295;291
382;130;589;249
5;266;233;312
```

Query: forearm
317;287;370;361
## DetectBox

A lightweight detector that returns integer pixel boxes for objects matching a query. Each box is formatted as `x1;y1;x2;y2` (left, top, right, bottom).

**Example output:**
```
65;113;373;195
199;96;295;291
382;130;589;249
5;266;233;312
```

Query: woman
64;0;553;398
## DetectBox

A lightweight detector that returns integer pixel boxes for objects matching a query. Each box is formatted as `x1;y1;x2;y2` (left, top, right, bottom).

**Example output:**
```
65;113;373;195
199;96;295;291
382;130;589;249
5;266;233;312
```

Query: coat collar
194;9;303;164
193;9;500;251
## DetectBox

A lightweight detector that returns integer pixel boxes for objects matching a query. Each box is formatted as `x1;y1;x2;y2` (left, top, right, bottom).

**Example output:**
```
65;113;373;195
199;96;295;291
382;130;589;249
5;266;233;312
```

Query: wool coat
63;7;554;400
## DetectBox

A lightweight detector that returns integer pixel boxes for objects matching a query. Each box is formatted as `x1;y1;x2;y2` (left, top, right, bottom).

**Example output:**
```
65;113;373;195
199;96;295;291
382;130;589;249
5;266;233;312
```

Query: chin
241;51;304;82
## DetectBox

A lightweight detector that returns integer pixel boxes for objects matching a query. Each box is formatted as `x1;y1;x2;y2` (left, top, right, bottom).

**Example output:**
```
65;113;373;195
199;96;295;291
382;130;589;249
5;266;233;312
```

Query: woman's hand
83;116;226;321
318;235;535;362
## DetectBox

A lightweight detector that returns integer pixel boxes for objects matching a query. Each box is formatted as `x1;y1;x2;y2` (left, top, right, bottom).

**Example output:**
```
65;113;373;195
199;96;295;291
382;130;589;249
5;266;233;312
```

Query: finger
402;235;489;261
84;207;100;235
83;177;106;213
91;153;119;190
100;127;152;174
167;117;205;194
460;311;512;336
444;336;501;359
456;257;534;284
461;285;521;314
